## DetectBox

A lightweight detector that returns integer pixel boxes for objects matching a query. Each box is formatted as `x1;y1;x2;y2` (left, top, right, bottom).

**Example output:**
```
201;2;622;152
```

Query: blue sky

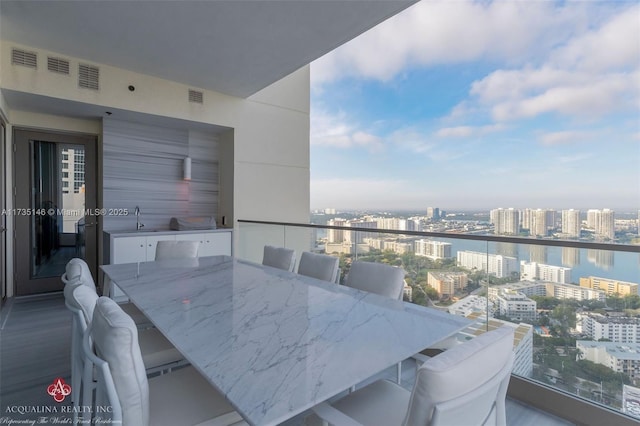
309;0;640;212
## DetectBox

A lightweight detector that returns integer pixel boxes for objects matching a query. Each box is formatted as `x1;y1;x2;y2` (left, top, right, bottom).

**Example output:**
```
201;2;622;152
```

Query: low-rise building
456;250;518;278
415;239;452;259
577;313;640;343
445;312;534;378
520;261;572;284
427;271;468;298
383;240;413;255
447;295;491;317
580;276;639;296
490;289;537;322
491;281;606;302
403;282;412;301
577;341;640;381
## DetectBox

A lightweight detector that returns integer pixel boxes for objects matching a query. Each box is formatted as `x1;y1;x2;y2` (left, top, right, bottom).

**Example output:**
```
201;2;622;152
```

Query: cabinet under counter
102;229;233;300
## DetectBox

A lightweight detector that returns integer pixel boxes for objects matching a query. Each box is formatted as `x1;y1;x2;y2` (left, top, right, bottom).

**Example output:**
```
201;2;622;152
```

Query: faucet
135;206;144;230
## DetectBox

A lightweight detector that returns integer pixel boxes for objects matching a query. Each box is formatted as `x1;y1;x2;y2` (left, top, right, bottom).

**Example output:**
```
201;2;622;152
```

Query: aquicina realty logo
47;377;71;402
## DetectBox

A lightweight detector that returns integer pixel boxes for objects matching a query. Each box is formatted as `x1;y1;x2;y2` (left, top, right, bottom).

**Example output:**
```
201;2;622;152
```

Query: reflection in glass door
14;130;97;295
31;142;86;279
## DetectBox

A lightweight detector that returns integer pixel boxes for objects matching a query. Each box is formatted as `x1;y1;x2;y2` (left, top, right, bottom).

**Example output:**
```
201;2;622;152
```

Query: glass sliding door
14;129;97;295
0;120;5;301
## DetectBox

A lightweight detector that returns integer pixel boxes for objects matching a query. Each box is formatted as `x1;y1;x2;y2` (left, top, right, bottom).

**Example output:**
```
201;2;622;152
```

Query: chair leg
397;361;402;384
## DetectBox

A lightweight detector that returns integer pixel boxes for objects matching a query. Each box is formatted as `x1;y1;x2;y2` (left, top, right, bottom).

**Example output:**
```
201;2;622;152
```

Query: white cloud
435;124;504;138
538;131;592;146
314;2;638;125
310;109;383;150
549;4;640;72
312;1;587;85
457;5;640;123
488;71;639;121
388;128;434;154
556;153;593;164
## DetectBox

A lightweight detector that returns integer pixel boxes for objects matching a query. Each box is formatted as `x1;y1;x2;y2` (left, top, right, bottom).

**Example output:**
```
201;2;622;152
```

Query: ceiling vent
11;48;37;69
47;57;70;75
188;89;203;104
78;64;99;90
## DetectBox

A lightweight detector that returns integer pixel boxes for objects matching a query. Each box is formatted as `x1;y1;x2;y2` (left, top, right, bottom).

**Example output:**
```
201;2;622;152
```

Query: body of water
314;229;639;284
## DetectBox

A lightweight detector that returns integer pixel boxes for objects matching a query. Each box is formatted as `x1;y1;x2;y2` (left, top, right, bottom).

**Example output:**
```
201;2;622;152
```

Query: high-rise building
61;147;86;233
587;209;600;229
374;217;401;230
426;207;440;220
327;218;347;243
406;218;421;232
595;209;615;240
490;208;520;235
546;209;558;230
520;208;532;231
530;209;548;237
561;209;581;238
345;219;377;244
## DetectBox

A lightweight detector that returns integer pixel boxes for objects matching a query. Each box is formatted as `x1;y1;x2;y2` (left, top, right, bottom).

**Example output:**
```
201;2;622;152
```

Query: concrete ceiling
0;0;418;98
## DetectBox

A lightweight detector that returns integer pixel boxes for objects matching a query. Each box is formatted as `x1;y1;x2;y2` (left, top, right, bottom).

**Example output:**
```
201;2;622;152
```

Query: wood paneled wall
103;119;219;231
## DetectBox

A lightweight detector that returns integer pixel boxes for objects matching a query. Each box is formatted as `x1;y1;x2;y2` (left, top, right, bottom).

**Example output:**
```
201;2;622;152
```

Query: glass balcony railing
237;219;640;425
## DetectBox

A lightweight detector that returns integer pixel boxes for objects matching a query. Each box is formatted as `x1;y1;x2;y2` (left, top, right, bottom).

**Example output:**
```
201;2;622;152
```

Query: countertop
104;228;232;237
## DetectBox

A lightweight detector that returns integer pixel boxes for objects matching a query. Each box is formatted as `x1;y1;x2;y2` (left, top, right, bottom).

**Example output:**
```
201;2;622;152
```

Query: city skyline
309;1;639;211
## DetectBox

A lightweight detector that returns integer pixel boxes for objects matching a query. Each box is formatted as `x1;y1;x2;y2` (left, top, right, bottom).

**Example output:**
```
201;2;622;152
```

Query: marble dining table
101;255;471;426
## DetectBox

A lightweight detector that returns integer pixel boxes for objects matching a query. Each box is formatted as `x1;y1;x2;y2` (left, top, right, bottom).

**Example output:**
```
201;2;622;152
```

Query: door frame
13;128;98;296
0;118;6;302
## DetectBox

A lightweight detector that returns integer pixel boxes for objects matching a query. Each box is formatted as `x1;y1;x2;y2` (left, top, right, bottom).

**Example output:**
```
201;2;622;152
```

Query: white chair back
65;283;99;328
64;283;100;419
89;297;150;426
403;326;515;426
155;241;199;260
345;261;405;300
262;245;296;272
62;258;97;292
297;252;339;283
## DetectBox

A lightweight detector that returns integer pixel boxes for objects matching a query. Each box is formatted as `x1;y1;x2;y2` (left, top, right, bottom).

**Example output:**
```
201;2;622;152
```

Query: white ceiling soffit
1;88;231;132
0;0;418;98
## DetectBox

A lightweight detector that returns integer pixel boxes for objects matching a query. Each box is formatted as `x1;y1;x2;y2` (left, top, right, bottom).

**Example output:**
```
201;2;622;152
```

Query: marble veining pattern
101;256;470;426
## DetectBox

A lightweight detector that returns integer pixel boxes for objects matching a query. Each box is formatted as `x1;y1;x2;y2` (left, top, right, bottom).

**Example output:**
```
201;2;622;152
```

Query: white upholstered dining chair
63;258;150;327
154;240;200;260
344;261;405;300
343;260;406;383
64;284;186;420
297;251;339;283
313;326;515;426
262;245;296;272
85;297;246;426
